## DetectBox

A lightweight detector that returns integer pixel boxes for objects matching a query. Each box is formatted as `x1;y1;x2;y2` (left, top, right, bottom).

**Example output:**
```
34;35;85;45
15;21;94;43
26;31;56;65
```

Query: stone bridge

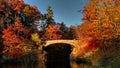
44;40;80;47
43;40;82;57
43;39;98;59
42;40;82;64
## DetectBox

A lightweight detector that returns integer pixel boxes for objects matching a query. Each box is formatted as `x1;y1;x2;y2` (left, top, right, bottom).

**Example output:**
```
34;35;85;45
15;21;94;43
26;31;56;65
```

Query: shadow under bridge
43;43;74;68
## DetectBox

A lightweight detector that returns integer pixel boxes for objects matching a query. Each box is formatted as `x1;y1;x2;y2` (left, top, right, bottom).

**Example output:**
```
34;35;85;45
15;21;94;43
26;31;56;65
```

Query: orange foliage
77;37;99;56
13;0;24;11
2;25;23;49
79;0;120;44
43;24;62;40
0;0;41;57
7;48;22;57
2;18;31;57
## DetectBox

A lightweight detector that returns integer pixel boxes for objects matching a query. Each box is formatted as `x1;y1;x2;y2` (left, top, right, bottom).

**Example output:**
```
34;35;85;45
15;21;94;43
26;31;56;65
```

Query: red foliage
87;42;99;51
8;48;22;57
86;37;99;51
2;25;23;48
43;24;63;40
2;18;31;57
77;37;99;56
13;0;24;11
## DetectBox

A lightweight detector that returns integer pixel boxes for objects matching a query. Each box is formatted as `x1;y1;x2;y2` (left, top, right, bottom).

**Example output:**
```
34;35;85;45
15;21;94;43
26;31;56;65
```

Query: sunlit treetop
78;0;120;45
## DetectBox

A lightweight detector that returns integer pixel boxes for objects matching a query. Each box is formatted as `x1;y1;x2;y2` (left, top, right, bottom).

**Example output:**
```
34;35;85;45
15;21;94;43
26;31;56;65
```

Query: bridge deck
44;40;79;47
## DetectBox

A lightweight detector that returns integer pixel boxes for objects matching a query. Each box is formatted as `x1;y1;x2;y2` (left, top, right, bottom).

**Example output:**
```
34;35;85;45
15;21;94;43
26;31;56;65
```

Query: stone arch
43;43;73;54
44;40;77;47
44;42;74;49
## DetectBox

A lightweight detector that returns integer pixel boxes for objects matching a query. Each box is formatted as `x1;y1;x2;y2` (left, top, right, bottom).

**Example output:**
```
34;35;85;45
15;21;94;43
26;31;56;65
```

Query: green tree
44;6;54;27
46;6;53;19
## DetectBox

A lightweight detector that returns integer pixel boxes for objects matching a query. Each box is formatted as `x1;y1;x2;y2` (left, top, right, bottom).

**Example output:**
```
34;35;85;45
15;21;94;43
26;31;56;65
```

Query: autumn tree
0;0;41;51
0;0;41;31
0;0;25;26
42;24;63;40
2;19;23;57
78;0;120;46
0;0;22;55
2;11;41;57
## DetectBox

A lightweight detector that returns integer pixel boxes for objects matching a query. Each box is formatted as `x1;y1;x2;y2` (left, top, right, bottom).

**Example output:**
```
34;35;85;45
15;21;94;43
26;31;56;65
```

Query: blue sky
24;0;88;26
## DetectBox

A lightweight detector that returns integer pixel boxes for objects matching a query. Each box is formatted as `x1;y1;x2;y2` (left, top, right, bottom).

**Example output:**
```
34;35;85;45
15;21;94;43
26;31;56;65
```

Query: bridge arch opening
43;43;73;68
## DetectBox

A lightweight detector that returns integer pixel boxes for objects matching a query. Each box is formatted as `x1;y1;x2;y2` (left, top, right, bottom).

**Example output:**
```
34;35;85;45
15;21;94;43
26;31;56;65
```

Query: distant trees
68;25;77;39
59;22;69;39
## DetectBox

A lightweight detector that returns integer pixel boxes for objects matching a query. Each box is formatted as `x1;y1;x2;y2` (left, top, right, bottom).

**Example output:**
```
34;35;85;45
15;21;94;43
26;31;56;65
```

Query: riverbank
0;51;40;65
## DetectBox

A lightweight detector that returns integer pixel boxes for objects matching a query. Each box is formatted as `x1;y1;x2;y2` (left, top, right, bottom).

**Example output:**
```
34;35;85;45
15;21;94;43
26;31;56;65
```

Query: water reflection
46;61;71;68
1;63;45;68
1;61;94;68
71;61;92;68
1;64;33;68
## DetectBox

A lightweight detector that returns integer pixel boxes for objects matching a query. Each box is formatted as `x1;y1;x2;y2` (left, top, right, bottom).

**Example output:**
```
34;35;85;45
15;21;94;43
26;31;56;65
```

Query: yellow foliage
31;33;41;44
23;6;31;15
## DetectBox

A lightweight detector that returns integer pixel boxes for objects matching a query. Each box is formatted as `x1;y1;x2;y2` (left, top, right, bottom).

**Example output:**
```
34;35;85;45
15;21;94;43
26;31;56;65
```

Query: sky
24;0;88;26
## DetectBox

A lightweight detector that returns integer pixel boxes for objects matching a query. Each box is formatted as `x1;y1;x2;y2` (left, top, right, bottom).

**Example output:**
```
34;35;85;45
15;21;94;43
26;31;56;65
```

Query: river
1;61;94;68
